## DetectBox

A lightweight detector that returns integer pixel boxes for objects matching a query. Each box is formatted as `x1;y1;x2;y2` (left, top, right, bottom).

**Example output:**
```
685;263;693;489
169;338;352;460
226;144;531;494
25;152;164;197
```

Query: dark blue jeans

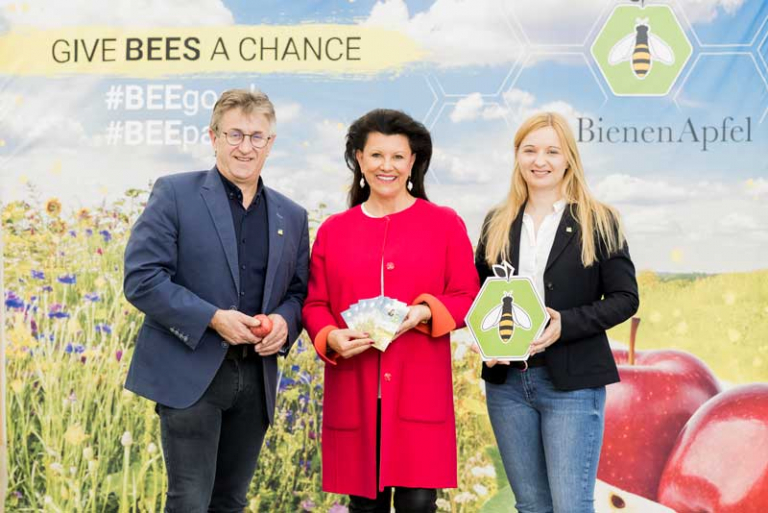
156;357;268;513
486;366;606;513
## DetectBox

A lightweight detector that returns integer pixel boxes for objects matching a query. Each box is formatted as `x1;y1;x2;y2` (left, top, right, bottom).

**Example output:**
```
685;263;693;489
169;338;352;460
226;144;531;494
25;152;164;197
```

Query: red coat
302;199;479;498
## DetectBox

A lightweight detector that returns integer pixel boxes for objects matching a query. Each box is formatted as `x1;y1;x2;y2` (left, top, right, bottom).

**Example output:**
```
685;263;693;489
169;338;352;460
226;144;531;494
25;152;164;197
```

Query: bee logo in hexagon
481;292;533;344
608;17;675;80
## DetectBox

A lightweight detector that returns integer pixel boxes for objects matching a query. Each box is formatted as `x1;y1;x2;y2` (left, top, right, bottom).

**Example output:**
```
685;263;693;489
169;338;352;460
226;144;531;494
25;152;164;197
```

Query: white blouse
518;199;567;302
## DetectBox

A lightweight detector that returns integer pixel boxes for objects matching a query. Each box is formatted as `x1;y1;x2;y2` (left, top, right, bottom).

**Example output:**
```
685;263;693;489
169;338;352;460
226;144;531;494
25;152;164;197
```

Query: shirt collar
523;199;568;219
217;169;264;204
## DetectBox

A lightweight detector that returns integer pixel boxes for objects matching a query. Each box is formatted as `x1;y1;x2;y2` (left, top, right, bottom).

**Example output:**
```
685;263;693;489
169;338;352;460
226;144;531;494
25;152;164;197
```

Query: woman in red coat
302;109;479;512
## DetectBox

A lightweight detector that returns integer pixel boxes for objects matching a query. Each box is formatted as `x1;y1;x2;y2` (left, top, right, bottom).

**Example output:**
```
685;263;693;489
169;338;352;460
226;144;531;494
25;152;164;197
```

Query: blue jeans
486;366;606;513
156;357;268;513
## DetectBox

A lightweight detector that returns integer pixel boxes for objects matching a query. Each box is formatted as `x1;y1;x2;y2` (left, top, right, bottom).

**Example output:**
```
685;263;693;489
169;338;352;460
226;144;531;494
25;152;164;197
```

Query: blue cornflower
48;311;70;319
42;285;53;292
57;274;76;284
5;291;24;309
31;270;45;280
85;229;93;237
95;323;112;335
69;230;77;237
278;376;296;392
99;230;112;242
84;293;101;302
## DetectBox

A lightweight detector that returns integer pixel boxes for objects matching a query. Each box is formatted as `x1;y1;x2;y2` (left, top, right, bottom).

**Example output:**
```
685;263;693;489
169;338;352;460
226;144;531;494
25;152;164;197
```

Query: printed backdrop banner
1;1;767;512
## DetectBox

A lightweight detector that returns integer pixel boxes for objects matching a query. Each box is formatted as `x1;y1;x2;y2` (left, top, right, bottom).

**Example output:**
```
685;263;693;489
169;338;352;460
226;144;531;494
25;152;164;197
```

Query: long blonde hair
483;112;626;267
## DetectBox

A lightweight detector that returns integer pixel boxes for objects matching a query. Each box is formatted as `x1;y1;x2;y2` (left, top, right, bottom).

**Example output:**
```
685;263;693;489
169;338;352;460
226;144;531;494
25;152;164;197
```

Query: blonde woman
474;112;639;513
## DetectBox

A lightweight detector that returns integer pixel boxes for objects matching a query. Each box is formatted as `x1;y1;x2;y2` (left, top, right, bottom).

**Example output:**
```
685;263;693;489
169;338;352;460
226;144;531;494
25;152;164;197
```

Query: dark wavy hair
345;109;432;208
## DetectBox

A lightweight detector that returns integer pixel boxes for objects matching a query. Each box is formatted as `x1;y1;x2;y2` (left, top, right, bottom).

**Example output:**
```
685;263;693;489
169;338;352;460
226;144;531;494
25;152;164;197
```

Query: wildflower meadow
3;185;765;511
1;185;503;512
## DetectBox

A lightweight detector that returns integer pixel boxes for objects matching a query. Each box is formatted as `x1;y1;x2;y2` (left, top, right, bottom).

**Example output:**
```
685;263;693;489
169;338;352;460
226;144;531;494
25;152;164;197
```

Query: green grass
608;269;768;384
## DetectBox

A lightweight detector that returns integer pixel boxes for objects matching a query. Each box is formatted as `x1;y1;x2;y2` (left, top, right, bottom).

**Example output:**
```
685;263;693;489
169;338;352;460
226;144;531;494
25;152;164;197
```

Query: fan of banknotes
341;296;410;352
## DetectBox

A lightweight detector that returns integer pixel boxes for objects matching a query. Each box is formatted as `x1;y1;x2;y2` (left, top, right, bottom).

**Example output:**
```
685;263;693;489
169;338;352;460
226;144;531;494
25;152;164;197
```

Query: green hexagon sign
591;5;692;96
465;265;549;361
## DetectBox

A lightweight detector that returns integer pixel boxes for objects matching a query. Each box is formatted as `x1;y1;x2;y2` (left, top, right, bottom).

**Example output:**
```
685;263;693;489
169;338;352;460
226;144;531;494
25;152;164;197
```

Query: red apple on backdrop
598;318;721;500
657;384;768;513
250;314;273;338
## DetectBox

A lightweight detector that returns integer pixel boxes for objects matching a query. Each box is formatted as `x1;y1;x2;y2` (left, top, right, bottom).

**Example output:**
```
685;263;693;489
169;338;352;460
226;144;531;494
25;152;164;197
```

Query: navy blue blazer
123;168;309;422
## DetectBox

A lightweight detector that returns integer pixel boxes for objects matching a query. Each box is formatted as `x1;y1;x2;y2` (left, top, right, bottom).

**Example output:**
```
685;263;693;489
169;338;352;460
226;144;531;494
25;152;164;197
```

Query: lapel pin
277;229;284;236
566;226;573;233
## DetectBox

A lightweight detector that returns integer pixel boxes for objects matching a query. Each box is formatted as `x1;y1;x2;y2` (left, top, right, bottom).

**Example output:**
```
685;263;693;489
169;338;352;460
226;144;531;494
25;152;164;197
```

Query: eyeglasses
222;130;271;149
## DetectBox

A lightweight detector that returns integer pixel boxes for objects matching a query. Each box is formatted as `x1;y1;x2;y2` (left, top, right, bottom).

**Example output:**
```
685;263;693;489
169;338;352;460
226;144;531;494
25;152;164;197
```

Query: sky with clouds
1;0;767;273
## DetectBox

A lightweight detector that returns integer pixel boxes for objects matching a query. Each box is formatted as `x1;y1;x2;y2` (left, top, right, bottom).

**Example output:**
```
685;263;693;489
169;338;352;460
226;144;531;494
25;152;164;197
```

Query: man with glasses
123;89;309;512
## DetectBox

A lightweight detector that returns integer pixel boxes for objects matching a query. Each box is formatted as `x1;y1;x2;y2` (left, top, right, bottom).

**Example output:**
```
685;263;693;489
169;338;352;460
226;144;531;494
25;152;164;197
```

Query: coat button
384;372;392;382
546;282;554;290
386;262;395;271
220;341;228;348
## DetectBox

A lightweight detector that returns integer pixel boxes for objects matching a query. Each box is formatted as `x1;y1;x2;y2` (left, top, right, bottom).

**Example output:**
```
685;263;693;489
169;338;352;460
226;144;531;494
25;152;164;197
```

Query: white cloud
363;0;521;68
448;93;510;123
593;174;692;205
745;178;768;198
0;0;234;29
677;0;746;24
0;78;105;150
450;93;484;123
622;207;682;235
266;119;349;213
502;88;589;127
447;88;588;129
274;102;302;125
502;0;607;45
430;147;500;184
719;212;761;231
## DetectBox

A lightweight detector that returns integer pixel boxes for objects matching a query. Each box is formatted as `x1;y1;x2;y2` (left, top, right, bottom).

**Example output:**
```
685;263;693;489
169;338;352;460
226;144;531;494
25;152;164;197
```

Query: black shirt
218;170;270;317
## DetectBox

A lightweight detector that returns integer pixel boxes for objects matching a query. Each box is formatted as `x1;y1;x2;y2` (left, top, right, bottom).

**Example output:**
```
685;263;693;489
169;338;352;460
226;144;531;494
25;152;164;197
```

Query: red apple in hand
658;384;768;513
250;314;273;338
598;318;721;500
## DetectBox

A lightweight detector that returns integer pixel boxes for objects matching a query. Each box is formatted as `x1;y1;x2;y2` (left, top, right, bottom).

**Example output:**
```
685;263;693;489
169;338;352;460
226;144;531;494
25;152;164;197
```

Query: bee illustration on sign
608;17;675;79
481;292;533;344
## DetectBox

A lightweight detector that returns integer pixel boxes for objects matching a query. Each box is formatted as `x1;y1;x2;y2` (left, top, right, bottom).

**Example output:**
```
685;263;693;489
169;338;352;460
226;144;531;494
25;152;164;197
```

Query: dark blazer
123;168;309;422
475;204;639;391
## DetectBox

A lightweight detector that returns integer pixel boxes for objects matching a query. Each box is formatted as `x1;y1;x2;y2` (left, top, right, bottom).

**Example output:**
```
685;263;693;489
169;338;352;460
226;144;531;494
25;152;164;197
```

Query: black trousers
349;488;438;513
156;357;268;513
348;400;438;513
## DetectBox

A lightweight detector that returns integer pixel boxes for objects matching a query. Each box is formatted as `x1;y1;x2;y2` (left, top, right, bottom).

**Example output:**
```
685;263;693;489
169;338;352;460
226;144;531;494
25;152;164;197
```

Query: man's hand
209;309;260;345
254;313;289;356
327;329;374;359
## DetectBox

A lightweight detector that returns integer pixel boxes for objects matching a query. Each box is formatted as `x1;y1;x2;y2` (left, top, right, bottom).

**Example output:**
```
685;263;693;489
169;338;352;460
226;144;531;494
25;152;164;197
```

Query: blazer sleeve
272;209;310;356
301;222;340;365
558;239;640;343
123;177;218;351
414;212;480;338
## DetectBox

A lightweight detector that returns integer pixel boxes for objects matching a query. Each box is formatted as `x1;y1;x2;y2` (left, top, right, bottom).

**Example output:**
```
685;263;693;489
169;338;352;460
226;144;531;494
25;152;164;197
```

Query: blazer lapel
262;187;285;311
508;203;526;275
545;205;577;272
201;168;239;293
